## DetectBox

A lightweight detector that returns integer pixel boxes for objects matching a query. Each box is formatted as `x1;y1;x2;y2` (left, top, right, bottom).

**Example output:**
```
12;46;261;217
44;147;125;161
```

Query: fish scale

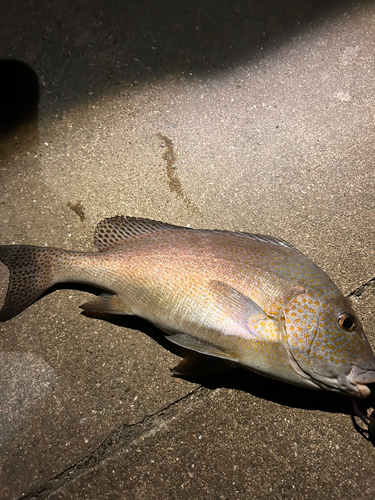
0;216;374;398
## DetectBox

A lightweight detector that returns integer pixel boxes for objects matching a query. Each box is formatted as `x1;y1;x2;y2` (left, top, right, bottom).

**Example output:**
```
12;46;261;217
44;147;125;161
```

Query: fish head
284;292;375;398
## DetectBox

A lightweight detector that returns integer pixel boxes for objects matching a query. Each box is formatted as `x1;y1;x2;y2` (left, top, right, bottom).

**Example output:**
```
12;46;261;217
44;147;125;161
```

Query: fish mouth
348;365;375;398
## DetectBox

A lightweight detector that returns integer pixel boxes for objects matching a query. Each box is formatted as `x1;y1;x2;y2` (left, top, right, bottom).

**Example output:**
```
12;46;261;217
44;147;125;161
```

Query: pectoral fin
209;280;267;333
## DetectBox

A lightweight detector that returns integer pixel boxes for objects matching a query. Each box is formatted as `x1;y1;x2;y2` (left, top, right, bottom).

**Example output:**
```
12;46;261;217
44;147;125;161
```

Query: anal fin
171;351;236;377
167;333;238;362
80;293;130;315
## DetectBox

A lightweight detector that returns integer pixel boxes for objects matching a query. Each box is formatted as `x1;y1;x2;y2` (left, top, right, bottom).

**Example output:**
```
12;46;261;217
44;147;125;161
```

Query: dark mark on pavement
67;201;85;222
157;133;199;215
347;277;375;299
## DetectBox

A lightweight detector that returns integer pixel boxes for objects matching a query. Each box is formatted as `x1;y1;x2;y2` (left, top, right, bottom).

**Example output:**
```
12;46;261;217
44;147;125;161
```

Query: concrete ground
1;0;375;498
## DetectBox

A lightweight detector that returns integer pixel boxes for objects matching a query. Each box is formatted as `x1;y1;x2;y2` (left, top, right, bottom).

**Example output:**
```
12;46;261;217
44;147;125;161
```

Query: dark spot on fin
0;245;57;321
171;351;236;377
94;216;189;251
94;216;300;255
80;293;130;315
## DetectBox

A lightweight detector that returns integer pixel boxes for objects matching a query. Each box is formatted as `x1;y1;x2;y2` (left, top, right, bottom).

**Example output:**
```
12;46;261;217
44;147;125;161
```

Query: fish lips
290;321;375;397
348;365;375;398
308;357;375;398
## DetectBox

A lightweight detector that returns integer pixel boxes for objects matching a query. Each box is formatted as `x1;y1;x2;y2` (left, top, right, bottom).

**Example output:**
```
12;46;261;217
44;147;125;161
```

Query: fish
0;216;374;399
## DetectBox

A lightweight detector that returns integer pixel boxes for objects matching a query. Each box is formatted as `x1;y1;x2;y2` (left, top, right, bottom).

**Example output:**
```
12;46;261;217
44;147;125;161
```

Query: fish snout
348;364;375;398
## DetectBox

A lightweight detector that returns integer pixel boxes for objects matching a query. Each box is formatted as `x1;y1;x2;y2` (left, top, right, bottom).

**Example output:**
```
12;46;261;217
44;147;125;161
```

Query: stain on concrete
0;352;58;448
157;133;199;214
67;200;85;221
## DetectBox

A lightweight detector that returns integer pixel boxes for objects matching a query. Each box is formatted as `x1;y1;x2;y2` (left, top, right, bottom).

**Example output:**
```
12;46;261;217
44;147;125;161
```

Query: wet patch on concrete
157;133;199;214
67;200;85;222
0;352;58;449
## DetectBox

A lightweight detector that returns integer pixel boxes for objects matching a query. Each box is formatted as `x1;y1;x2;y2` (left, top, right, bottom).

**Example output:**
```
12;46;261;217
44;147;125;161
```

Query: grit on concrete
1;1;375;499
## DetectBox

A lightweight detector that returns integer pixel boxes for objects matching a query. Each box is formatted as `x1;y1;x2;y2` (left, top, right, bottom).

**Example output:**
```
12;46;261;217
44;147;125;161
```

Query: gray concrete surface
1;0;375;498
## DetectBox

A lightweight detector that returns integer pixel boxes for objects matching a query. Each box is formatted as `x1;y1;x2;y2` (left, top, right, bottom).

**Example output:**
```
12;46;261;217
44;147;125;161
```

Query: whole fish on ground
0;216;375;399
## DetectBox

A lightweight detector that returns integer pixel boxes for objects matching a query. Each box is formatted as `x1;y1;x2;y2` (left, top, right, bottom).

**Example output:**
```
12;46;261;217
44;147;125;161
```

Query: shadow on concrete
0;0;369;160
1;0;370;104
0;60;39;162
0;60;39;133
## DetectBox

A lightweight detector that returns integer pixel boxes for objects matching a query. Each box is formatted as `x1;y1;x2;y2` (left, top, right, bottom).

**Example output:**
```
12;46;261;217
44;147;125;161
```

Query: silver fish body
0;216;374;398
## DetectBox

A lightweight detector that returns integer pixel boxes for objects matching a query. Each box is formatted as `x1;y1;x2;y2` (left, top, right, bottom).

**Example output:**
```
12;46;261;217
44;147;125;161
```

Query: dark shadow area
0;60;39;162
0;0;371;163
0;0;371;109
0;60;39;133
351;402;375;443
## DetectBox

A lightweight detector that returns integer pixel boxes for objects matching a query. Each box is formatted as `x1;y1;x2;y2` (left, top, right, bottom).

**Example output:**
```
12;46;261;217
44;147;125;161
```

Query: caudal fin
0;245;59;321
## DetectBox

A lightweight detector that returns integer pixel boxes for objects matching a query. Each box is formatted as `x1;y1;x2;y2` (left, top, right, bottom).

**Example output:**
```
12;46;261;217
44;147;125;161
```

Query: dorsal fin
232;232;303;254
94;216;301;254
94;216;187;251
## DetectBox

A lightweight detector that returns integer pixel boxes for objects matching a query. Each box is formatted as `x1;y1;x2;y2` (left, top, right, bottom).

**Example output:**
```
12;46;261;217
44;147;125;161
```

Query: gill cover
284;293;375;396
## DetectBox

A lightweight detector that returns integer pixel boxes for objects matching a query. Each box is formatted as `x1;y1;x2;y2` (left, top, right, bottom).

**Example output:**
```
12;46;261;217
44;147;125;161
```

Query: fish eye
338;313;357;331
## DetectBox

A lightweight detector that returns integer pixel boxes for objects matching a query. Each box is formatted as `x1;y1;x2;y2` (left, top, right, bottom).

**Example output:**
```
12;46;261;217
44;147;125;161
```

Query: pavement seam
346;277;375;299
20;385;205;500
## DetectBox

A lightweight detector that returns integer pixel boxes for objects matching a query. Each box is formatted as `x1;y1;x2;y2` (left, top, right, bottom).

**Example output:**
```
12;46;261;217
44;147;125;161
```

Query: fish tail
0;245;67;321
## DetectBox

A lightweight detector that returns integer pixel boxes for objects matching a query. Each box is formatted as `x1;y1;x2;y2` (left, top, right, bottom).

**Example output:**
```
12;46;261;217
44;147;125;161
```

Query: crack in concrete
20;386;205;500
347;277;375;299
